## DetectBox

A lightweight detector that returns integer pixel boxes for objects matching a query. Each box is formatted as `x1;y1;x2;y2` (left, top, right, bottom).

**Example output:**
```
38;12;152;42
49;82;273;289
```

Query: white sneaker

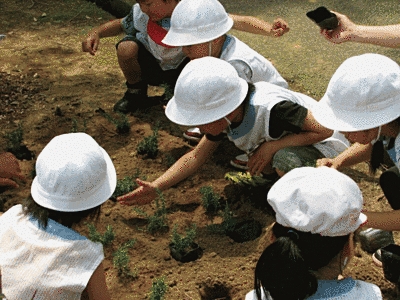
183;127;204;142
230;153;249;170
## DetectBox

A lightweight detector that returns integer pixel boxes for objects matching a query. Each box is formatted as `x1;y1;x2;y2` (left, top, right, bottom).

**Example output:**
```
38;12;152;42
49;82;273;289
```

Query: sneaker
372;249;383;267
113;90;145;114
183;127;204;142
230;153;249;170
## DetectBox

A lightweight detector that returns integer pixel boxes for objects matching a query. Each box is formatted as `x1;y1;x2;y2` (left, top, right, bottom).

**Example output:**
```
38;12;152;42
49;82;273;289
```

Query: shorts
116;35;189;87
272;145;325;173
380;166;400;210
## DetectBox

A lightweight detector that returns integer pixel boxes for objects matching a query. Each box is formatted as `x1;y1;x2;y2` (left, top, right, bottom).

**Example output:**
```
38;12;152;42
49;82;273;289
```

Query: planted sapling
199;186;221;213
111;169;146;200
112;239;137;278
136;124;159;158
87;223;115;246
98;109;130;134
149;276;168;300
170;224;197;253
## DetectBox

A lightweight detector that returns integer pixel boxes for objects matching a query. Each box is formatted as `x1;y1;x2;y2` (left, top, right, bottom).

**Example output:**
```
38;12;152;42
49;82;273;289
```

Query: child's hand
320;11;355;44
0;152;25;188
272;18;289;36
82;32;100;55
117;179;157;206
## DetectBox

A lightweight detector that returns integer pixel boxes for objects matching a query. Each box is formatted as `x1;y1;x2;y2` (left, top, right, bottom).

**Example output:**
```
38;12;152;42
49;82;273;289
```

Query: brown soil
1;1;399;299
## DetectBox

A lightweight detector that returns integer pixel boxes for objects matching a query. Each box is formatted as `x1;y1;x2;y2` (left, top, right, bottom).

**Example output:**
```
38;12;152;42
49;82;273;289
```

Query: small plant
199;186;221;213
133;190;168;234
207;202;236;234
87;223;115;246
5;123;23;153
163;153;176;168
112;239;137;278
70;118;87;133
111;169;146;200
149;276;168;300
170;224;197;253
99;109;130;134
136;124;159;158
160;82;174;102
224;171;271;187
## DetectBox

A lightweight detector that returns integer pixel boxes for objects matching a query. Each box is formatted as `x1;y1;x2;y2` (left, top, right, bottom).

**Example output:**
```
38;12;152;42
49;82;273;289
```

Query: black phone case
306;6;339;30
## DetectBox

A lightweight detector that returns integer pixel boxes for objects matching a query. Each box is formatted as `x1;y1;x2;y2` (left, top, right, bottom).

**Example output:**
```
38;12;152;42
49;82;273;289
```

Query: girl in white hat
0;133;116;300
118;57;348;205
312;54;400;232
246;167;380;300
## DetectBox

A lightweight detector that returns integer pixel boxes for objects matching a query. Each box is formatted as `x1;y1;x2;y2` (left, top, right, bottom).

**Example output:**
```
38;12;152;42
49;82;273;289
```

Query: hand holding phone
306;7;339;30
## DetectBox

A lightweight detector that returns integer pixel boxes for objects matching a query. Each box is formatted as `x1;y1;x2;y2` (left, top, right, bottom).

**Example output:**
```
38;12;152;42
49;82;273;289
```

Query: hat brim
165;77;248;126
313;94;400;132
162;18;233;47
31;148;117;212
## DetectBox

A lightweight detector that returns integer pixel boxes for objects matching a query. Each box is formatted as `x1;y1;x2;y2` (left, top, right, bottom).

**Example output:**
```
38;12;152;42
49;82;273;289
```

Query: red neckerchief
147;20;176;49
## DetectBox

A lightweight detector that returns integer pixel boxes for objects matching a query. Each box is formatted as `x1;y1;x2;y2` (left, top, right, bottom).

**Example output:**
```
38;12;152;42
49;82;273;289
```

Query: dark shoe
358;228;394;253
113;90;146;114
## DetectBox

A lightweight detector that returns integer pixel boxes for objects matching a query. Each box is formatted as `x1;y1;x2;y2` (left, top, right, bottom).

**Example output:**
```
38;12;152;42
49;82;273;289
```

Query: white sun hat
31;133;117;212
267;167;367;237
312;53;400;132
162;0;233;47
165;57;248;126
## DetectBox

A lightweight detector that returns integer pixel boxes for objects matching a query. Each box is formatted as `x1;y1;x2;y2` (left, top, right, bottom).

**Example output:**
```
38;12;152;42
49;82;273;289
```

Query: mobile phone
306;6;339;30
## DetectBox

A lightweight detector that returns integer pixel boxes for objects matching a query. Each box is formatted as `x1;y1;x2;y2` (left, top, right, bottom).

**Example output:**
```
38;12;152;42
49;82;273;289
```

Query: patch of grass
170;224;197;253
5;123;23;153
136;124;159;158
133;190;168;234
87;223;115;246
99;110;130;134
149;276;168;300
199;186;221;213
112;239;137;278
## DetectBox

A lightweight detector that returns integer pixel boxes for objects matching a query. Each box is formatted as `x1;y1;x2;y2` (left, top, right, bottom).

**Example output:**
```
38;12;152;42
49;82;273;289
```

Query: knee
117;41;139;60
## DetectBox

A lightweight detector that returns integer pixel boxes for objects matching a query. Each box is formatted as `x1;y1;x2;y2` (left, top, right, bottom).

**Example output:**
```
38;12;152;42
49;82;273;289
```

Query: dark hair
254;223;349;300
370;116;400;174
23;195;101;229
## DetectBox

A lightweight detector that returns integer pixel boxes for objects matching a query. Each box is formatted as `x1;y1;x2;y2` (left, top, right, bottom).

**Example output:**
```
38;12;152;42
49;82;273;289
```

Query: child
246;167;381;300
0;133;116;299
162;0;289;148
81;0;289;114
311;53;400;266
117;57;348;206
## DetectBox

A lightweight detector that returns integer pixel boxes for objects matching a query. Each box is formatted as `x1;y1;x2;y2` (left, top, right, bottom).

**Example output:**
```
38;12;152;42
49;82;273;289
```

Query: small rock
229;276;234;281
10;101;18;105
33;73;39;78
163;256;171;261
168;280;177;287
210;252;217;258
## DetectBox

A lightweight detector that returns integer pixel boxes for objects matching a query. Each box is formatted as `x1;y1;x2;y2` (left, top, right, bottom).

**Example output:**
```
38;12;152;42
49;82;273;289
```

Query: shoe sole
372;252;383;268
230;160;249;170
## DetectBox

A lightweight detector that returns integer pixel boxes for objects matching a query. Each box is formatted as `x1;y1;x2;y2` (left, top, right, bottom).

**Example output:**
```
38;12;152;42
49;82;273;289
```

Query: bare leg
116;40;142;85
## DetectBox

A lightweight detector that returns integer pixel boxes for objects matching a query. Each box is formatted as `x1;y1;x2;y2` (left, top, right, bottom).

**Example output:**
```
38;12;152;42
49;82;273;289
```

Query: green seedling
224;171;271;187
70;118;87;133
99;110;130;134
160;83;174;102
87;223;115;246
207;202;236;234
5;123;23;153
170;224;197;253
149;276;168;300
136;125;159;158
199;186;221;213
112;239;137;278
133;190;168;234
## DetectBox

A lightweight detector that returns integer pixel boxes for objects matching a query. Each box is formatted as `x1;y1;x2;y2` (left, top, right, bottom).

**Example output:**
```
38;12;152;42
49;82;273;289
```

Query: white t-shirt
245;277;382;300
121;4;186;70
227;82;349;157
394;132;400;171
0;205;104;300
221;35;288;88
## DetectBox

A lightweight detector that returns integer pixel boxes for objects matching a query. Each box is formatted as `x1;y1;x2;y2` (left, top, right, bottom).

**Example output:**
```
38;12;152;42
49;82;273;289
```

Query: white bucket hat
162;0;233;46
165;57;248;126
312;53;400;131
267;167;367;237
31;133;117;212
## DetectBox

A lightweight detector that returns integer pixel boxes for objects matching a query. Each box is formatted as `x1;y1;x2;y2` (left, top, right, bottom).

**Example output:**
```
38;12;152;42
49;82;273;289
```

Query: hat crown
31;133;117;212
174;57;244;116
268;167;366;236
163;0;233;46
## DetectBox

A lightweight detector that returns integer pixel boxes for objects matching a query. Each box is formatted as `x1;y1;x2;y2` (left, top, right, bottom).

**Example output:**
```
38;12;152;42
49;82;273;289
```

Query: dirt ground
1;0;399;299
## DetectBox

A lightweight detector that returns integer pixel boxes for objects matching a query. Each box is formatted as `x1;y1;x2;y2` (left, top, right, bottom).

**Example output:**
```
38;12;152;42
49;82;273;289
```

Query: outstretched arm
229;14;289;37
316;142;373;169
364;210;400;231
117;137;220;205
82;19;124;55
321;11;400;48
